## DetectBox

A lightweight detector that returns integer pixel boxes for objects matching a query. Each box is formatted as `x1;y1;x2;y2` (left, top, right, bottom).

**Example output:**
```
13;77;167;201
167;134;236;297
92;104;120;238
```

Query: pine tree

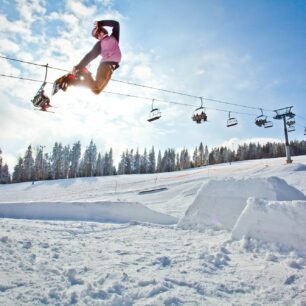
125;149;132;174
193;147;199;167
180;148;190;169
198;142;205;166
169;149;176;171
0;148;2;175
96;152;103;176
140;149;148;174
148;146;156;173
0;149;10;184
161;149;176;172
133;148;140;174
69;141;81;178
103;152;109;176
204;145;209;165
23;145;35;181
51;142;62;179
156;150;162;173
44;153;52;180
118;152;126;175
208;149;216;165
61;145;71;179
81;140;97;177
0;164;11;184
34;146;46;181
175;152;180;171
108;148;114;175
12;157;24;183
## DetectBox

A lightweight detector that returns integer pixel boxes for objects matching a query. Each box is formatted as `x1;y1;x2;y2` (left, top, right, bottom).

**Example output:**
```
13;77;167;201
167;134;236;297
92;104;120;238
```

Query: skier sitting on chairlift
192;111;207;124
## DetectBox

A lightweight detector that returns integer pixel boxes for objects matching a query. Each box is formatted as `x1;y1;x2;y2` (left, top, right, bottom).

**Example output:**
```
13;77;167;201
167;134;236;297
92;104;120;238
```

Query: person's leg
67;63;113;94
69;69;95;89
92;63;113;95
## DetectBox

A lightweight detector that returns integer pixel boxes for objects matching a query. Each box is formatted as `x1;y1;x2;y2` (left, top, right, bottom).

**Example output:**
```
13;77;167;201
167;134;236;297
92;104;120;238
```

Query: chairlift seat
147;108;161;122
227;117;238;127
288;126;295;132
264;121;273;128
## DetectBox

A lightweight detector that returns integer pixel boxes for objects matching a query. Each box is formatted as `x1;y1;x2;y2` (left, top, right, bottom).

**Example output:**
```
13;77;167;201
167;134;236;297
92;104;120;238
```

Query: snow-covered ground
0;156;306;305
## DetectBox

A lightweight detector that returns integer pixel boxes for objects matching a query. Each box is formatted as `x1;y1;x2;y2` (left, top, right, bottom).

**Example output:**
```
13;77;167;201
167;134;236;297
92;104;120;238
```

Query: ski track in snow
0;156;306;305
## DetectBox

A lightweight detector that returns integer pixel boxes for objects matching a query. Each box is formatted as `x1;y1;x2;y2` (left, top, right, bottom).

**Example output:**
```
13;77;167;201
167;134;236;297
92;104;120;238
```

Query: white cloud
0;38;20;53
16;0;47;21
132;66;152;80
65;0;96;18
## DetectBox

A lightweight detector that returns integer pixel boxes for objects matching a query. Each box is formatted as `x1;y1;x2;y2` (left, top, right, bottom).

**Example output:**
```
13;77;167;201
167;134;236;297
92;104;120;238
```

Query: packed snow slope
0;156;306;305
0;201;177;225
178;176;305;231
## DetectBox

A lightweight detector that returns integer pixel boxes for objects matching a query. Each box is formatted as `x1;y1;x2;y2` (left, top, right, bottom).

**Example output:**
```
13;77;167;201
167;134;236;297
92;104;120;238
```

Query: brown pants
74;63;113;95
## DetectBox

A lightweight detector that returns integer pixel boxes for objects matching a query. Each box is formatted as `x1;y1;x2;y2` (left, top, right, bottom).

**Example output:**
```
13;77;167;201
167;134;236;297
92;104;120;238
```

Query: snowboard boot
52;73;76;95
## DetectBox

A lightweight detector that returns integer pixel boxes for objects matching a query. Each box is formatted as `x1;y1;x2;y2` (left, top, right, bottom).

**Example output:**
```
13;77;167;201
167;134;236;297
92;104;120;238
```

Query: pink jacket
100;35;122;63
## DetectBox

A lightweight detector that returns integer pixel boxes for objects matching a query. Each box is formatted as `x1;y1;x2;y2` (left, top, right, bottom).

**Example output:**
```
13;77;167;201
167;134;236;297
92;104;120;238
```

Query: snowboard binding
52;73;76;95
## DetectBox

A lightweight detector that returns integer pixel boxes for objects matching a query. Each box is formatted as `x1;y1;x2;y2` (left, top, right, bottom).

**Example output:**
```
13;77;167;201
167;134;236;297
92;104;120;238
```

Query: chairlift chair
255;108;267;127
147;99;161;122
264;121;273;128
304;127;306;135
31;64;51;111
288;125;295;132
226;112;238;127
286;119;296;127
192;97;207;124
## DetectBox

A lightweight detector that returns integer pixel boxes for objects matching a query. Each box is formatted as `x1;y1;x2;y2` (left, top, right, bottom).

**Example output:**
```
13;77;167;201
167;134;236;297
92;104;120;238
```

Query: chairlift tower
273;106;295;164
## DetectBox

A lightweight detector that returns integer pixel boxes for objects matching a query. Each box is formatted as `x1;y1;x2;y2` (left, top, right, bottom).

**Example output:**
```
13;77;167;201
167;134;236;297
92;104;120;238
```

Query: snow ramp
178;176;306;231
232;198;306;253
0;201;177;225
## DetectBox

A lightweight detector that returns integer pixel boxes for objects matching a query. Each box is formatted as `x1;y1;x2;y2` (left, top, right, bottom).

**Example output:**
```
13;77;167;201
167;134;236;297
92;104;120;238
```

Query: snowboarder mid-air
53;20;122;95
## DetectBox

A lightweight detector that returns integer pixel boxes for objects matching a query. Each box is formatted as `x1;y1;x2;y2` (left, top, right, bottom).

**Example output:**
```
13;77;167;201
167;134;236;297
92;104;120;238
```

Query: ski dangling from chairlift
31;64;52;112
147;99;162;122
192;97;207;124
226;112;238;127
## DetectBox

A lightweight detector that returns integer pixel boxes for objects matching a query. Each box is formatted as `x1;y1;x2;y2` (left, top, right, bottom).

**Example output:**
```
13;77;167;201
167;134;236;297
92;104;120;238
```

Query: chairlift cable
296;114;306;122
0;72;281;119
0;55;274;113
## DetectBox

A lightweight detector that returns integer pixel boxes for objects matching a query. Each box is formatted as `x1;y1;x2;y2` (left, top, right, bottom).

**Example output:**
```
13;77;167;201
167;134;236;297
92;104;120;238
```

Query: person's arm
97;20;120;42
74;41;101;70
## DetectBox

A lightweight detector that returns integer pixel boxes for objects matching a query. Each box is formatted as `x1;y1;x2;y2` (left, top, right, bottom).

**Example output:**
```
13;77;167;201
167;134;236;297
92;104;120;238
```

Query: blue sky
0;0;305;169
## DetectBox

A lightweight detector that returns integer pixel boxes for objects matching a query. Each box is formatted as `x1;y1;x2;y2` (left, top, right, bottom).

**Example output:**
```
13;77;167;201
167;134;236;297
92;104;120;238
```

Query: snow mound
0;201;177;225
279;163;306;172
178;177;305;231
232;198;306;253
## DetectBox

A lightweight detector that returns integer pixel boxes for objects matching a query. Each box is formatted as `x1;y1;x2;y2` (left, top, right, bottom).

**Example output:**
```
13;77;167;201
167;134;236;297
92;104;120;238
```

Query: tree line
0;140;305;184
